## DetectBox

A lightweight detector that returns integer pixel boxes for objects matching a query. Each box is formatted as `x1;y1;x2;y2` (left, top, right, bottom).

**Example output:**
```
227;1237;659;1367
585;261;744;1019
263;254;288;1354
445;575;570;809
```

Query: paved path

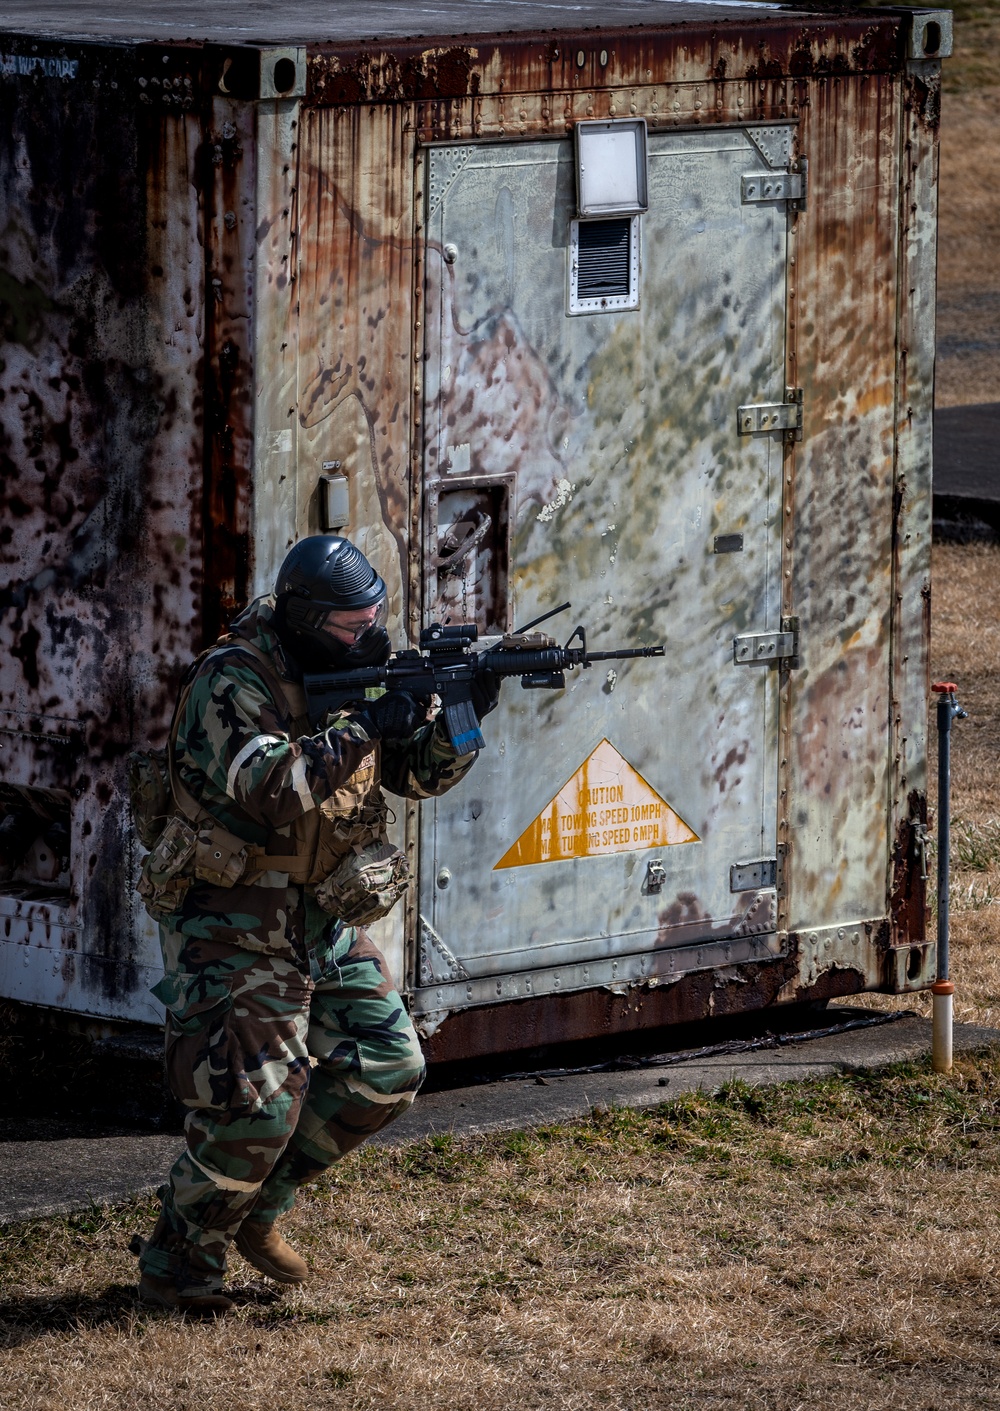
934;402;1000;535
2;1011;996;1225
935;403;1000;501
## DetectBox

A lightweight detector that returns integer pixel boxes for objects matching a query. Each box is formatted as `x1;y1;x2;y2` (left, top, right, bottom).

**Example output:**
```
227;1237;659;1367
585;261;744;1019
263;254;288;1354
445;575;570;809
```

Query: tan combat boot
234;1219;309;1284
137;1269;234;1316
129;1229;233;1317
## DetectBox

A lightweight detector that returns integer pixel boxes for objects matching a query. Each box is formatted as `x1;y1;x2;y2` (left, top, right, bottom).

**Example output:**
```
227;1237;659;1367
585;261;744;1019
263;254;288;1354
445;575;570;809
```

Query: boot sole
138;1276;233;1316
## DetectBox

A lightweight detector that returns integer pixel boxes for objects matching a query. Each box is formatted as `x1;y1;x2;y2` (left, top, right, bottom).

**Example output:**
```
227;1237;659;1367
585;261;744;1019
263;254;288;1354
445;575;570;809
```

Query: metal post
931;681;966;1074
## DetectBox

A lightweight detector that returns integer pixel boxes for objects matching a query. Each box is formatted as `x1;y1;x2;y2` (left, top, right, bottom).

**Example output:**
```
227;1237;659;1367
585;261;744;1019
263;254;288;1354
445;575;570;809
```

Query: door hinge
741;157;807;211
737;387;803;442
776;841;789;898
910;815;930;882
730;858;777;892
734;616;799;668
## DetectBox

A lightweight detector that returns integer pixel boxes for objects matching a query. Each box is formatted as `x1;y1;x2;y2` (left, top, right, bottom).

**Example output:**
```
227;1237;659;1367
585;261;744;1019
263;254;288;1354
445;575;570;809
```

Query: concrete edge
2;1016;998;1227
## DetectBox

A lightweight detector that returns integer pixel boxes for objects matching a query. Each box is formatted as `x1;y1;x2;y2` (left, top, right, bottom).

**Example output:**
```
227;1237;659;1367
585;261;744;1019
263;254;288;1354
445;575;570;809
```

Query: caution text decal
494;738;698;870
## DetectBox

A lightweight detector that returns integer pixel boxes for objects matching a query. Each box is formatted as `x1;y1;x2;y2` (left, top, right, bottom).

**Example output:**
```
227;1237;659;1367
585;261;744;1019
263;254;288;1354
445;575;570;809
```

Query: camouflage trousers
139;925;424;1280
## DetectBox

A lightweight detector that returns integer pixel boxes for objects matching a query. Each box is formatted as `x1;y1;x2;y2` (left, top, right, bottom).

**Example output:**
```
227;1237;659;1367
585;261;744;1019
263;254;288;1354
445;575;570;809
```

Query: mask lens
369;598;389;633
324;596;388;643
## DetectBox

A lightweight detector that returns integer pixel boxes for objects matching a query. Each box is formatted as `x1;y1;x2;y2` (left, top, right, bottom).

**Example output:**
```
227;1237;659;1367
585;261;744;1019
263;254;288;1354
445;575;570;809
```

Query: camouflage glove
356;690;427;740
470;667;501;721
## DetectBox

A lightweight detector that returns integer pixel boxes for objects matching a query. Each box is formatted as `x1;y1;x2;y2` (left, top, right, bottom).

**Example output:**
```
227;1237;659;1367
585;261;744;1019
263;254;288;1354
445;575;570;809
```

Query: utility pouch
127;748;173;850
322;795;390;849
314;839;412;926
136;814;197;921
313;790;392;881
194;825;250;887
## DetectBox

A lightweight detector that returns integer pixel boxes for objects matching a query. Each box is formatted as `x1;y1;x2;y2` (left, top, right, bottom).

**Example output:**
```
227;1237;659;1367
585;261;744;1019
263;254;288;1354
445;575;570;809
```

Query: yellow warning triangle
494;737;699;870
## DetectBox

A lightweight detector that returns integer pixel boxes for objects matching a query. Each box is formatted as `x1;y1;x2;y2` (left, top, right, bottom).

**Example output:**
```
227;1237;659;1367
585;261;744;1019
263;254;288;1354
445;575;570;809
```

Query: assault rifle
303;603;666;754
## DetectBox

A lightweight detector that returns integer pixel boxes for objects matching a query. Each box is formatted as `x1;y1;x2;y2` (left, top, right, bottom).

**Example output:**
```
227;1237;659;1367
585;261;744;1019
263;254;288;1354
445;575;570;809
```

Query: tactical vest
224;639;389;886
133;635;396;918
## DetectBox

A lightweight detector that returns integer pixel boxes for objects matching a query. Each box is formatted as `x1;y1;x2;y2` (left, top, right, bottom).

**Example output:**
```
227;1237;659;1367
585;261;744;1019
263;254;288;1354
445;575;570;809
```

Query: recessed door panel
417;128;789;1008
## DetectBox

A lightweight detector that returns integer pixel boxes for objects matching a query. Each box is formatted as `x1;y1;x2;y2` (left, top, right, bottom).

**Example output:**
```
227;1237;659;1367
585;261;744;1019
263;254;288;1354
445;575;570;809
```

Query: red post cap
931;682;958;693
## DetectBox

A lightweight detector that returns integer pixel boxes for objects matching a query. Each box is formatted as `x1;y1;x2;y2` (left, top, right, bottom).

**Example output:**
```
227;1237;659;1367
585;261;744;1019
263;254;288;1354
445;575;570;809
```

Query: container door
416;127;790;1017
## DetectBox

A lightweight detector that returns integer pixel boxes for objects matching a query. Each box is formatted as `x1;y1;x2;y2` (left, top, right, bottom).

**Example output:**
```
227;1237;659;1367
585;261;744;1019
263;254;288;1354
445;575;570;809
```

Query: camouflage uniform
138;596;475;1287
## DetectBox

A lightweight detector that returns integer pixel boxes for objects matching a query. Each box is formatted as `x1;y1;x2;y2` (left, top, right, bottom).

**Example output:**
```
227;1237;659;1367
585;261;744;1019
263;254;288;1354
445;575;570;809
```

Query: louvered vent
576;218;631;299
568;214;639;314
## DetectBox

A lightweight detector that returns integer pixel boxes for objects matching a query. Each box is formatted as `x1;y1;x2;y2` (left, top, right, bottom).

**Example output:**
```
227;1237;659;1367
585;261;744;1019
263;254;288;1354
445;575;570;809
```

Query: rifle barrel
586;645;666;661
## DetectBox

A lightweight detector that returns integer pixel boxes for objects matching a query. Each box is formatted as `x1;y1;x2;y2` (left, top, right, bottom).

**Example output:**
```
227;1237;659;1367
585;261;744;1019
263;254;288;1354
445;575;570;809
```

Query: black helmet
273;535;390;670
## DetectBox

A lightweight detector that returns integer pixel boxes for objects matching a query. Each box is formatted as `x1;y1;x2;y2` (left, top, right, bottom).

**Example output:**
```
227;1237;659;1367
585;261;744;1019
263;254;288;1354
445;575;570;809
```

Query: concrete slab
373;1013;1000;1142
0;1134;186;1226
2;1012;997;1225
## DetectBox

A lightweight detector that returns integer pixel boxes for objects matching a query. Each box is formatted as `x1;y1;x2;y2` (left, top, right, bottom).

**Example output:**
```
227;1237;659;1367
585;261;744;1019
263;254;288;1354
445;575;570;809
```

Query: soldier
131;535;497;1314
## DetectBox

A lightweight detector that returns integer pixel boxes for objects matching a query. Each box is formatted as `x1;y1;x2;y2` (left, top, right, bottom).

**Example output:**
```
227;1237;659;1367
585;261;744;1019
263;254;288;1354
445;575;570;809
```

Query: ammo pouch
313;839;412;926
193;823;251;887
137;815;198;921
127;747;172;850
132;648;259;921
136;812;253;921
322;798;388;851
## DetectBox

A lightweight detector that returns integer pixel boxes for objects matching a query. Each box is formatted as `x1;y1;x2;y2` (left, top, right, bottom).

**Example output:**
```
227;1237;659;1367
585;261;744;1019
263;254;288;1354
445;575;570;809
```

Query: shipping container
0;0;950;1061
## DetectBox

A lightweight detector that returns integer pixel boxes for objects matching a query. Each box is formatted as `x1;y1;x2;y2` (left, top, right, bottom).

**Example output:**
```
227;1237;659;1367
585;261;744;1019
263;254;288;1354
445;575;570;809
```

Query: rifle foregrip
482;648;568;675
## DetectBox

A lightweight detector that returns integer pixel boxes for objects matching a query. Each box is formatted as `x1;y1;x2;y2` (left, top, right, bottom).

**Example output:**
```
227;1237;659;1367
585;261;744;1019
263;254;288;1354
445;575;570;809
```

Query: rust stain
202;97;255;643
889;789;928;947
655;889;776;950
307;16;907;107
421;954;798;1063
0;44;205;1008
296;102;415;596
782;65;903;932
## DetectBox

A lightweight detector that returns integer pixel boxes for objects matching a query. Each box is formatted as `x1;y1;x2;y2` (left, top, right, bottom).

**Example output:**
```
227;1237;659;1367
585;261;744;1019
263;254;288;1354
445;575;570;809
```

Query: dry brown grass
931;544;1000;825
936;78;1000;407
4;1059;1000;1410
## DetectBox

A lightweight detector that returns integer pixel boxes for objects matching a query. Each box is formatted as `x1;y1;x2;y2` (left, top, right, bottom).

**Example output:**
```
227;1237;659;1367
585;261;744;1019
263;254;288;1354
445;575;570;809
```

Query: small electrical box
320;465;350;531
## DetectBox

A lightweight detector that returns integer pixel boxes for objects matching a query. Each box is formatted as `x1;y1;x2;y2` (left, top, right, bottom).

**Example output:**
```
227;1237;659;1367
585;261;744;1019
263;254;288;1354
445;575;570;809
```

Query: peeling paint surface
0;48;203;1019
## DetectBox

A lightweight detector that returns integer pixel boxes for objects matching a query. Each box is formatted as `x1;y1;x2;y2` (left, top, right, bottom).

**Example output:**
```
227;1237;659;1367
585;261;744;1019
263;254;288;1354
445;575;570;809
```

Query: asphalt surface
1;1010;997;1225
934;401;1000;536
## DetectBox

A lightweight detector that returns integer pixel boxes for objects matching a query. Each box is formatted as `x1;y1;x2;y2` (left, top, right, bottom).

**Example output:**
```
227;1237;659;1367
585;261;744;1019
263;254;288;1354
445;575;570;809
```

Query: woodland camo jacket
159;595;477;961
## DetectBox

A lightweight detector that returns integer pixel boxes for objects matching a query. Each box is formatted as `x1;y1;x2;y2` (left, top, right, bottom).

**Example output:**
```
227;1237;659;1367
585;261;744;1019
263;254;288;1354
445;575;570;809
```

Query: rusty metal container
0;2;950;1058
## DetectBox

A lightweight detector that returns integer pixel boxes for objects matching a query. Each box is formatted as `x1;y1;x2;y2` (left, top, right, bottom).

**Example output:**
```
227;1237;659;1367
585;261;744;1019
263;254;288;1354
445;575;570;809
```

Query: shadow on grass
0;1282;286;1346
